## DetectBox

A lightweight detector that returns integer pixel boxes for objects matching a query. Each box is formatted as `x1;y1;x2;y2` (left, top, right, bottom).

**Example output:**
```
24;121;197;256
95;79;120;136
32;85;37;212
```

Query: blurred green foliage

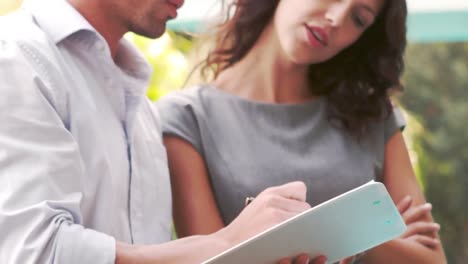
402;42;468;264
126;31;193;101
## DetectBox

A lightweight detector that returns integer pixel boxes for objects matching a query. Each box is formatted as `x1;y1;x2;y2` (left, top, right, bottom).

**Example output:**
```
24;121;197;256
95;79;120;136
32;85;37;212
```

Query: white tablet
203;181;406;264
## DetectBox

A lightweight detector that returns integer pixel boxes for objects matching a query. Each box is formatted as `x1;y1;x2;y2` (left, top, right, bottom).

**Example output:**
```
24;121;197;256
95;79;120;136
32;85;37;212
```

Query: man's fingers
278;258;292;264
247;195;311;227
408;235;441;248
292;254;310;264
252;181;310;225
402;203;432;223
272;208;308;224
262;181;307;202
278;254;309;264
339;256;355;264
309;255;327;264
279;254;327;264
397;195;413;214
264;195;311;214
402;222;440;238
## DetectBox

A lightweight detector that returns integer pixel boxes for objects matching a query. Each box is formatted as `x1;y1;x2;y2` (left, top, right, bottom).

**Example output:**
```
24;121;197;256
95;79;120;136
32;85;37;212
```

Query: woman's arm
164;135;225;237
361;131;447;264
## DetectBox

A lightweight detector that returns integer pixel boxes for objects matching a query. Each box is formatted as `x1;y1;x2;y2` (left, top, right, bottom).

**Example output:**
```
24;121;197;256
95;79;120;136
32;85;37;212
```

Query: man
0;0;323;263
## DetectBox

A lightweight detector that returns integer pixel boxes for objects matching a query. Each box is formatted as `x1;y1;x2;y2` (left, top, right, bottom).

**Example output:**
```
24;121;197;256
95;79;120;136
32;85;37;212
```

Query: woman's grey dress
155;85;405;225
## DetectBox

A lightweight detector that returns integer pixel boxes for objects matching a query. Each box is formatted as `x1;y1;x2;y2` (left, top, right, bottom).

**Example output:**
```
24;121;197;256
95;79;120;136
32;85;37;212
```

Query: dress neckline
203;84;325;109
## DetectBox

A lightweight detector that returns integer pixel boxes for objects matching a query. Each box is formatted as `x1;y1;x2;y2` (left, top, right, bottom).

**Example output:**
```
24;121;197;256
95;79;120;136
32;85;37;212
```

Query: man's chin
132;24;166;39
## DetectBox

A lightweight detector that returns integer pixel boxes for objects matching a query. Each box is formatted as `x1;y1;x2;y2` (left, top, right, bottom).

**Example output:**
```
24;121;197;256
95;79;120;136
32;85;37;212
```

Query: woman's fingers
402;203;433;223
396;195;413;214
402;221;440;238
407;234;441;249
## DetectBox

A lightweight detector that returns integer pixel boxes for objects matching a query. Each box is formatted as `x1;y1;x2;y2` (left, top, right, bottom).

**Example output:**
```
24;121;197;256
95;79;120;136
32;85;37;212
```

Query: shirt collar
22;0;95;44
23;0;153;98
116;37;153;86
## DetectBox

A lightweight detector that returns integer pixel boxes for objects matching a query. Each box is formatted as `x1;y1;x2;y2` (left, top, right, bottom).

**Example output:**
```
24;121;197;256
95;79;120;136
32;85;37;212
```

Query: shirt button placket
129;146;143;243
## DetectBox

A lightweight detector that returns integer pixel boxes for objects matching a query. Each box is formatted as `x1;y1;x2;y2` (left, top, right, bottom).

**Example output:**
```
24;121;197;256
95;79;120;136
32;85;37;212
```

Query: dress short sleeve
384;107;406;143
155;90;204;155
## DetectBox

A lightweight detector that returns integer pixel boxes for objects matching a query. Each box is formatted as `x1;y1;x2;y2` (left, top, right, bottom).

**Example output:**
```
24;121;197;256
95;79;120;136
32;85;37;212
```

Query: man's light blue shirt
0;0;172;263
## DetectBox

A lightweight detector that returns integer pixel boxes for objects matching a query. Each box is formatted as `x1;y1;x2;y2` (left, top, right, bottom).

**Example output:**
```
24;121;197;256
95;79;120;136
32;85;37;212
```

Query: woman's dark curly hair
200;0;408;136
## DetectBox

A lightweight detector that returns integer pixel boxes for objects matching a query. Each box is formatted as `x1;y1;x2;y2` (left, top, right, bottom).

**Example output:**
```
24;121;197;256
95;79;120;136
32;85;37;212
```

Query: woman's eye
352;14;366;28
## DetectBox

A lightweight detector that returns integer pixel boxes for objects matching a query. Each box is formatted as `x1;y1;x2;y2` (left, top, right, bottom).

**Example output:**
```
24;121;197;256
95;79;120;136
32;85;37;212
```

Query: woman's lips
305;25;329;47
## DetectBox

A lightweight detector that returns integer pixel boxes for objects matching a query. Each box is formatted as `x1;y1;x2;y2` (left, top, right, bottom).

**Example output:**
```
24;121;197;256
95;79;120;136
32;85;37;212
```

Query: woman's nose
325;2;350;27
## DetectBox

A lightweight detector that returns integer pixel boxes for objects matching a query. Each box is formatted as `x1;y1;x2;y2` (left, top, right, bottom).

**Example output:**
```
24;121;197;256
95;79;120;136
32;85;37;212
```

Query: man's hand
218;182;330;264
117;182;319;264
279;253;327;264
221;181;312;245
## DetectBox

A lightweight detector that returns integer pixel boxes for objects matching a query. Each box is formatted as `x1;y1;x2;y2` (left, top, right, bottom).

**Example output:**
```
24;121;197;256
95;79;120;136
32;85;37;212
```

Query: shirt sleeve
384;106;406;143
155;91;204;155
0;38;115;263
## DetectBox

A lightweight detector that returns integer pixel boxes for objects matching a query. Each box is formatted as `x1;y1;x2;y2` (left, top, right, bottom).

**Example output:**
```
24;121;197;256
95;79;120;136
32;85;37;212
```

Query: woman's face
272;0;385;65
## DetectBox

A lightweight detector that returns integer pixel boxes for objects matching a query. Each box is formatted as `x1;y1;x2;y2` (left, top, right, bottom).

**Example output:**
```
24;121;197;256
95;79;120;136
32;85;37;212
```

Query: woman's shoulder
363;105;406;145
156;85;205;105
154;84;225;121
156;84;242;111
156;85;213;111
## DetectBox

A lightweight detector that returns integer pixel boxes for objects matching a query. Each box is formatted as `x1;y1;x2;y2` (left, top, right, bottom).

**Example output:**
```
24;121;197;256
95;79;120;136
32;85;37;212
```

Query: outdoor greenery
402;42;468;264
126;32;193;101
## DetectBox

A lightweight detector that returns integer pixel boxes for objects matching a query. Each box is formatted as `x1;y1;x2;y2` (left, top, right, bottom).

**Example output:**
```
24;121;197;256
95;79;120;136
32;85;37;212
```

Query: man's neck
67;0;125;59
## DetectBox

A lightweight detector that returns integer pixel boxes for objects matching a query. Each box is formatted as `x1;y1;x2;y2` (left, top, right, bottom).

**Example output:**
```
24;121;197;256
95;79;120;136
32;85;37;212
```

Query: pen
244;196;255;206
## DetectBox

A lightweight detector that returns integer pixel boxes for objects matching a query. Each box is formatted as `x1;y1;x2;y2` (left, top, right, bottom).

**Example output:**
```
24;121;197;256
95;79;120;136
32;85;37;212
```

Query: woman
156;0;446;262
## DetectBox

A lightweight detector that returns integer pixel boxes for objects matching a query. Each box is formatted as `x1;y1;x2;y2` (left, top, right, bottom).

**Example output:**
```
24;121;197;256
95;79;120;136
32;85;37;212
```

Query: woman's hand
397;195;441;248
338;195;441;263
